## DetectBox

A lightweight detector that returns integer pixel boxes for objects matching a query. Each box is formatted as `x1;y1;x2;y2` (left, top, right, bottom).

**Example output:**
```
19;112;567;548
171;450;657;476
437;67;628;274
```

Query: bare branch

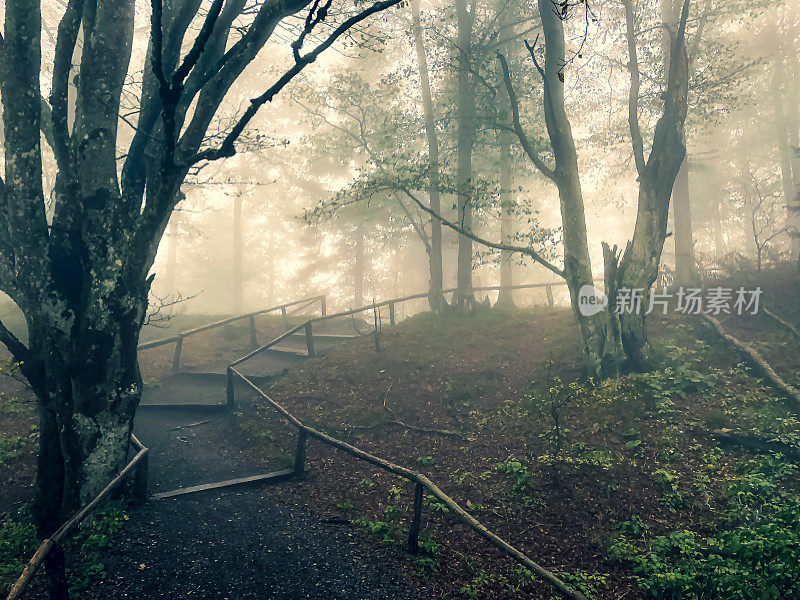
497;52;556;182
622;0;646;176
400;186;565;278
188;0;406;165
172;0;226;85
50;0;84;185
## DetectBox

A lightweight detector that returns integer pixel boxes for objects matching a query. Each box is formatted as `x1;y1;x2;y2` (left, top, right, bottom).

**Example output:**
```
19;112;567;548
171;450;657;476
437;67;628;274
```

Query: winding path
85;315;432;600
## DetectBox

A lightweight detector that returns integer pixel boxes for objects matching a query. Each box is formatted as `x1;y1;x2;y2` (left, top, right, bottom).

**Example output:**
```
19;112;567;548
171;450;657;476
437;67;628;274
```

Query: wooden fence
228;368;589;600
137;294;326;373
5;435;150;600
224;281;591;600
6;282;577;600
228;281;570;391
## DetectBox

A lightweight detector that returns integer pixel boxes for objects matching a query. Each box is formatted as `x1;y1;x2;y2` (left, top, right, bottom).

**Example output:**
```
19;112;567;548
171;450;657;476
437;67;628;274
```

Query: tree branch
187;0;406;166
394;191;431;251
49;0;84;184
497;52;556;182
622;0;646;176
172;0;226;85
400;186;565;278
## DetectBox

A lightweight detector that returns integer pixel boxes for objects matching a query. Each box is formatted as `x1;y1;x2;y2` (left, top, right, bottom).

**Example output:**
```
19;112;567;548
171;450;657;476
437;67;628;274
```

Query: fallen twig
169;419;212;431
356;419;469;440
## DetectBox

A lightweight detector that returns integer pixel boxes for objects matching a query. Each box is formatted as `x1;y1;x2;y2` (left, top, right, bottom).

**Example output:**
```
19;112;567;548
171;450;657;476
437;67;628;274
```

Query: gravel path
86;485;430;600
87;318;433;600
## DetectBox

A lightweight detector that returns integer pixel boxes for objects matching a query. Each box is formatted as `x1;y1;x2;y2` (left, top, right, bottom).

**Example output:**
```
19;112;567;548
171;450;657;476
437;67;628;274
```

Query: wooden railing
137;294;326;373
6;435;150;600
227;281;570;397
6;283;575;599
227;368;588;600
223;280;589;600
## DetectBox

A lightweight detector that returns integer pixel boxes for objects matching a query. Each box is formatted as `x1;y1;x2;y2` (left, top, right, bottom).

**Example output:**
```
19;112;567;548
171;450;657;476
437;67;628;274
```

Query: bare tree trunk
454;0;475;308
499;0;625;376
232;191;244;314
673;158;697;284
786;56;800;261
613;0;691;369
536;0;624;376
710;187;725;257
164;207;180;301
411;0;446;312
773;68;795;242
266;230;275;306
497;130;516;307
662;0;696;285
354;221;365;307
496;31;516;309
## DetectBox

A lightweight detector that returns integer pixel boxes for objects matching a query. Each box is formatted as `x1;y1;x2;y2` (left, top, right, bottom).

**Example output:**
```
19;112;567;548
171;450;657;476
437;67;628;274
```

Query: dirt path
87;319;432;600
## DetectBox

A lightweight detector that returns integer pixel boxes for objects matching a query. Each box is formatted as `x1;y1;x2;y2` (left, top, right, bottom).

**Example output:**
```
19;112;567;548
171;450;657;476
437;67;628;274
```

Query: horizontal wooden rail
230;281;581;371
6;437;150;600
137;295;324;351
228;367;588;600
229;321;309;368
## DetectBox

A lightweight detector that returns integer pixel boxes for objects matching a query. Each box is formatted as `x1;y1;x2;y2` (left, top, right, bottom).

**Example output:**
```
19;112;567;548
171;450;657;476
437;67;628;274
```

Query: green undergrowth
609;454;800;600
255;305;799;600
0;500;129;595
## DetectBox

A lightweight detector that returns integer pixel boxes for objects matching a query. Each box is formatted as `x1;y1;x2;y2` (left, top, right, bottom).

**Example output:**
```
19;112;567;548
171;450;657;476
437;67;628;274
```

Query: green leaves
610;456;800;600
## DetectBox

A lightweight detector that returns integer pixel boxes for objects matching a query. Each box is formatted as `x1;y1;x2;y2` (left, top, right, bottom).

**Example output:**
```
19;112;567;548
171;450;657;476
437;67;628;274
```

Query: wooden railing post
226;367;235;409
389;301;396;326
171;336;184;373
546;285;554;308
407;482;424;554
294;429;308;476
249;315;258;348
133;451;149;504
281;306;288;329
305;322;316;357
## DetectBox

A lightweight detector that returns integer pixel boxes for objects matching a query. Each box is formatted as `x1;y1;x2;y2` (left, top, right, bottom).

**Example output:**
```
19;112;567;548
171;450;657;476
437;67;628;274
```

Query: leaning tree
0;0;402;595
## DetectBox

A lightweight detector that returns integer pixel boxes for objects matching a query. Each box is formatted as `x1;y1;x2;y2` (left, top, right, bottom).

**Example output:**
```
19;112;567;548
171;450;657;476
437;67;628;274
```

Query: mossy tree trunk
0;0;404;597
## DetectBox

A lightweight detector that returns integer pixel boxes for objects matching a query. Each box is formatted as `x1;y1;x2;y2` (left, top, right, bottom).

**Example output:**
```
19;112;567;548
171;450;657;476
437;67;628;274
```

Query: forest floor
2;273;800;600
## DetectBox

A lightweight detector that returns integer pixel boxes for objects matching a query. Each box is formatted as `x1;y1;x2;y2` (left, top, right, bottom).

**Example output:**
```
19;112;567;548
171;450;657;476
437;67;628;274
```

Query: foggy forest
1;0;800;598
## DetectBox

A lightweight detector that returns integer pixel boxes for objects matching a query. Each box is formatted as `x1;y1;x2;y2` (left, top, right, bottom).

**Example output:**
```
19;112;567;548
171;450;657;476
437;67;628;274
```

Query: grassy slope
2;295;799;599
236;305;800;600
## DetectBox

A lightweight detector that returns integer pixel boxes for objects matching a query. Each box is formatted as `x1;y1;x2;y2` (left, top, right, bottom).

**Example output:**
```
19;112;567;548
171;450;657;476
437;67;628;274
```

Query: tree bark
411;0;446;312
354;221;365;307
497;120;516;307
615;0;690;369
672;157;697;284
266;230;275;306
496;22;516;309
164;205;181;301
772;68;795;254
498;0;625;377
661;0;697;286
785;56;800;261
454;0;475;308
